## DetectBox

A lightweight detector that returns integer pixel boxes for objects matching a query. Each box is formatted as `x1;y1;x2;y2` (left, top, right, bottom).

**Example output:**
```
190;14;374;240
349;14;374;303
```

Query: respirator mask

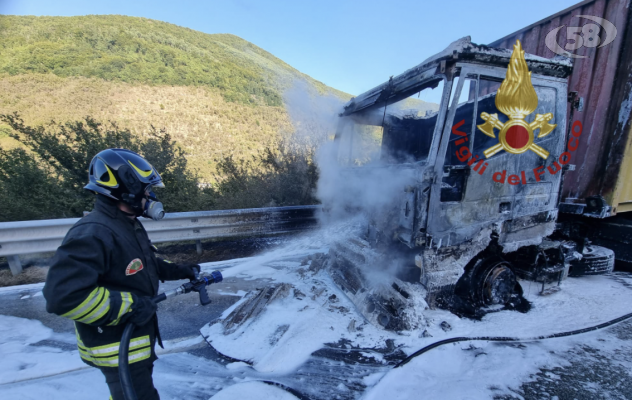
143;191;165;221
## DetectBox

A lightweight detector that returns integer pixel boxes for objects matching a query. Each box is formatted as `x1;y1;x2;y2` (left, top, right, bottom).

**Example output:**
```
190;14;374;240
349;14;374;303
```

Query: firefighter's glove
129;296;157;326
180;264;201;280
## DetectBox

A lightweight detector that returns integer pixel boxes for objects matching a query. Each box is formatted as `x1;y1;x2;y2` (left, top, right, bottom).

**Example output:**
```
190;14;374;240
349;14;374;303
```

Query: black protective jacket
43;195;192;369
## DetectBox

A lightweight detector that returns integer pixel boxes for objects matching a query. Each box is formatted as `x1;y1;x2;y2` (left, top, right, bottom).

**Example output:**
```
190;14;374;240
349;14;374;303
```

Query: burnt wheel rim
481;263;516;306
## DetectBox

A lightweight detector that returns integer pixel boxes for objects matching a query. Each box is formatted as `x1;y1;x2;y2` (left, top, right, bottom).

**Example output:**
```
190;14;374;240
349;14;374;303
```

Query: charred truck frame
327;27;632;330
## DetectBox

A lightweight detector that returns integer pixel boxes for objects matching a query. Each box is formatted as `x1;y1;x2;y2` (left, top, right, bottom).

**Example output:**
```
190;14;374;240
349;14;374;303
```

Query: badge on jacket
126;258;144;276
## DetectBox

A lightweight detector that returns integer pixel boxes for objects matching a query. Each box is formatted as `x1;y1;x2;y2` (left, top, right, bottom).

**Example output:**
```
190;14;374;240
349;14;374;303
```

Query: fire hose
396;311;632;368
119;270;223;400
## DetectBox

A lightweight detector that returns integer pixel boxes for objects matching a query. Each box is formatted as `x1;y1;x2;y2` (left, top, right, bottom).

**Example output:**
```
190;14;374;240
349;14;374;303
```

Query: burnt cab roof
342;36;573;117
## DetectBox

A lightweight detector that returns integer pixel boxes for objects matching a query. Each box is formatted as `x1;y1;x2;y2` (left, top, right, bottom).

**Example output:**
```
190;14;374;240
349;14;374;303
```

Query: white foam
210;381;298;400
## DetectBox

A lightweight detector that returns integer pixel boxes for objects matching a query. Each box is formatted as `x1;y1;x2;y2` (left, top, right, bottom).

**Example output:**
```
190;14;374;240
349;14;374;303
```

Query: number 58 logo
545;15;617;58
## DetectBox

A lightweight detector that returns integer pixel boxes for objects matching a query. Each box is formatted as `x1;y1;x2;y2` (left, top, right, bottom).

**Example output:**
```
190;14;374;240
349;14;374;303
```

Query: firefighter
43;148;200;400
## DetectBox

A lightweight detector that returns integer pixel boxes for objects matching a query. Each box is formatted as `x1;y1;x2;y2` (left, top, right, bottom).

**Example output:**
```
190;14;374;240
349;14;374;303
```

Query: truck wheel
474;259;517;306
568;245;615;276
452;256;530;317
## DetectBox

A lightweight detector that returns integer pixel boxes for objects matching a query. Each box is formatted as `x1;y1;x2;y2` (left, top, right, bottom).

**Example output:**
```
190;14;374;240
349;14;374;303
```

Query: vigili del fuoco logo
452;39;584;185
125;258;144;276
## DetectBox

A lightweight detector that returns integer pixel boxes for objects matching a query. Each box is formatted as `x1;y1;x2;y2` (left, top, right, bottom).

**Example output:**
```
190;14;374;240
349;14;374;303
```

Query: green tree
214;138;318;209
0;113;215;221
0;147;68;221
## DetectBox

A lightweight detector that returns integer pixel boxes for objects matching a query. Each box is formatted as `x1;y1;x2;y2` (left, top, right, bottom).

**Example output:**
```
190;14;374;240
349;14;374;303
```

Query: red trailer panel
489;0;632;213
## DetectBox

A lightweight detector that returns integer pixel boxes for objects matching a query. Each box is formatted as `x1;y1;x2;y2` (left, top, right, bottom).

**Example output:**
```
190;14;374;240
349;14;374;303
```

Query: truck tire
452;255;530;317
568;245;615;277
474;259;517;306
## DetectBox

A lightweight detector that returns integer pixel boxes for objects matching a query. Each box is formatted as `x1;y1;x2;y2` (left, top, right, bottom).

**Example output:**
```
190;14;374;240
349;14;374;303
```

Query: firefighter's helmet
84;149;164;205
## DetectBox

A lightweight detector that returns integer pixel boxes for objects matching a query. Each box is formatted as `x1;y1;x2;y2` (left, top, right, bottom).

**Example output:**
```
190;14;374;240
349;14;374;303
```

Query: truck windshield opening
338;79;445;166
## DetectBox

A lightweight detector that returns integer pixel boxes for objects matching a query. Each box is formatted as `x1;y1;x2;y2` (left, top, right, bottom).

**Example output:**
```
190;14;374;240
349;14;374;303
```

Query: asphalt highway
0;266;630;400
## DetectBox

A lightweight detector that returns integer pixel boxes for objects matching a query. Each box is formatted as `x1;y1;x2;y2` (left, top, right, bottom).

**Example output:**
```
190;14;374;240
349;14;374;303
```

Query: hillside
0;15;351;179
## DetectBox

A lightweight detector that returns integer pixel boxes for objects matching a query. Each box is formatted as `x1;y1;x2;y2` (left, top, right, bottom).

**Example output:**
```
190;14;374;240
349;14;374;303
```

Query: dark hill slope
0;15;350;180
0;15;347;105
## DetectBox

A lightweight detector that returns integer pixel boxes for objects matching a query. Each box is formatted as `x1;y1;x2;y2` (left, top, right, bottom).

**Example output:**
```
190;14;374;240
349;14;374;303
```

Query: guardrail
0;205;320;276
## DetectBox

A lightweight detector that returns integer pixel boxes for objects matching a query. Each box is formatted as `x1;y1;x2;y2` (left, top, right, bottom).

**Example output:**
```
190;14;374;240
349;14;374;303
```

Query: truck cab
327;37;579;329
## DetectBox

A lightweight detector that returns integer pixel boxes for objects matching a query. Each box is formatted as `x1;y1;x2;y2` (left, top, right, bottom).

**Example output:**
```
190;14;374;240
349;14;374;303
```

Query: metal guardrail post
7;255;22;276
196;240;202;255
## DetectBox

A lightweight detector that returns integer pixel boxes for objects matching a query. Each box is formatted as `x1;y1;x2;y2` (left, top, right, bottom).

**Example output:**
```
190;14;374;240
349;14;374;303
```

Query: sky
0;0;580;96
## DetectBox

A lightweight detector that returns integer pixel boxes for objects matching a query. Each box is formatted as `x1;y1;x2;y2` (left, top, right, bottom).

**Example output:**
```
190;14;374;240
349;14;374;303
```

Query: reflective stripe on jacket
76;327;151;367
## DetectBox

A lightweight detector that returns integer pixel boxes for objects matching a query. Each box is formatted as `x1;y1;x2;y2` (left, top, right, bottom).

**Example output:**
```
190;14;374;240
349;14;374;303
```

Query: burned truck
325;35;631;329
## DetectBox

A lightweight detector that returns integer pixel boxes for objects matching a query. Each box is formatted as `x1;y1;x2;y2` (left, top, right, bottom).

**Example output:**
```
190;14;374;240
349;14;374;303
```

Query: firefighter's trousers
101;363;160;400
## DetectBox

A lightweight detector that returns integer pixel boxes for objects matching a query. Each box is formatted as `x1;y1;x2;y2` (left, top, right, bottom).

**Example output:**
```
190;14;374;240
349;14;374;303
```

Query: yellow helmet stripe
96;165;118;188
128;161;153;178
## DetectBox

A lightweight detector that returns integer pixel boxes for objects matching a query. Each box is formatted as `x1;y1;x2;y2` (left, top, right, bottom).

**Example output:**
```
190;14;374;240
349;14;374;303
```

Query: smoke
281;80;424;293
315;141;415;222
282;80;344;148
282;80;416;224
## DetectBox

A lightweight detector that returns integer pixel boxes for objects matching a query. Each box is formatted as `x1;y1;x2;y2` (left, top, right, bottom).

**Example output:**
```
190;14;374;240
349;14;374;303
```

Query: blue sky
1;0;579;95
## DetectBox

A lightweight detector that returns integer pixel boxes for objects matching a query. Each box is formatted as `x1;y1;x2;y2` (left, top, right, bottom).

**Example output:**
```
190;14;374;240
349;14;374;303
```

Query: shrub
0;113;215;221
214;138;319;209
0;113;320;222
0;147;68;221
